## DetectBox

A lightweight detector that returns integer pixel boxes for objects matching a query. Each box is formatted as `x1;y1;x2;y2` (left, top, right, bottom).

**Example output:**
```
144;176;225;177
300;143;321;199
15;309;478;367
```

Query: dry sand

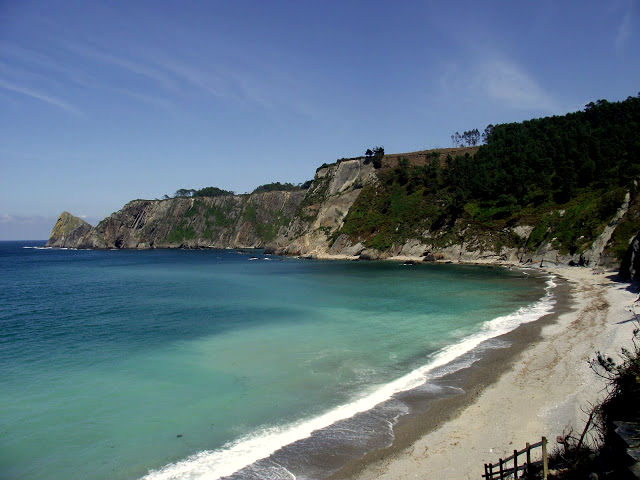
347;266;638;480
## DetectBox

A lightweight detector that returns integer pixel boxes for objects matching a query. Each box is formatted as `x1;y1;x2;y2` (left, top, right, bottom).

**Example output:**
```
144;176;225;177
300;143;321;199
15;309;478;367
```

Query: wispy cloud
476;59;559;112
65;42;314;114
63;43;178;92
60;43;246;106
0;43;98;89
1;25;315;119
438;56;560;113
149;52;228;99
0;78;81;115
615;2;634;53
1;43;178;112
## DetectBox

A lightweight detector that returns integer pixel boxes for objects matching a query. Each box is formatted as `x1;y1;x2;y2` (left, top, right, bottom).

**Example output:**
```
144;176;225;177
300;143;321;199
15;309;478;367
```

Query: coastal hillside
48;190;306;249
48;94;640;272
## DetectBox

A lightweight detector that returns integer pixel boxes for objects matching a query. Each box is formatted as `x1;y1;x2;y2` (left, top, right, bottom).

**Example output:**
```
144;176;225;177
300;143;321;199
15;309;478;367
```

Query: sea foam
142;276;556;480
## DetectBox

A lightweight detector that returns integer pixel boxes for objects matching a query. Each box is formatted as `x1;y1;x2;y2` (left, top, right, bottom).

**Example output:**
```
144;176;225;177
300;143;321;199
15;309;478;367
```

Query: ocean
0;241;554;480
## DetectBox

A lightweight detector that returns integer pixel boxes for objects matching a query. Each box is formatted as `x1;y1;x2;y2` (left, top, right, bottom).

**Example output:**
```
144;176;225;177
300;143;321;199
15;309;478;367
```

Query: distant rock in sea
46;212;93;248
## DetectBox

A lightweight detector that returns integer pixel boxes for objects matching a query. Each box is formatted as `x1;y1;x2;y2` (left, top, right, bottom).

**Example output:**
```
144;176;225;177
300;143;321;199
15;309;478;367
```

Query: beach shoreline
327;264;637;480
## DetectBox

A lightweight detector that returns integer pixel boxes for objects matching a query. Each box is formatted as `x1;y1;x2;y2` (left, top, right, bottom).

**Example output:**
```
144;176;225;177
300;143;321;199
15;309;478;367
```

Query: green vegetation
523;188;626;254
316;162;333;172
607;188;640;262
255;222;278;242
339;95;640;257
251;181;312;193
165;194;293;244
206;205;232;227
450;129;481;147
295;175;331;222
363;146;385;168
167;221;196;243
241;202;290;242
194;187;235;197
184;199;233;227
466;96;640;206
252;182;299;194
172;187;234;198
242;203;257;222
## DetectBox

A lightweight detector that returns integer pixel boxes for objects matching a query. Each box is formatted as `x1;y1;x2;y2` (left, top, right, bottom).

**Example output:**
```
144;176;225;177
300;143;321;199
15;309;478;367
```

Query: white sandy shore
350;266;638;480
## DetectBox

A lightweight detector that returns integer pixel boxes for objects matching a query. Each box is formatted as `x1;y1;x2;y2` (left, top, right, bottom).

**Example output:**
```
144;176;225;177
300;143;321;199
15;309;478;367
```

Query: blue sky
1;0;639;239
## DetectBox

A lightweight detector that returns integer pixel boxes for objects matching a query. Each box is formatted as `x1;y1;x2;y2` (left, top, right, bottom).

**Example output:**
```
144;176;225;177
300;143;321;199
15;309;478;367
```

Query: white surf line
142;277;556;480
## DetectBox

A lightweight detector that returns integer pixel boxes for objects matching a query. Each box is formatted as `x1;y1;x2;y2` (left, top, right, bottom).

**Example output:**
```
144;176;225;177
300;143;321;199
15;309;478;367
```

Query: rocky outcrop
47;191;305;249
46;212;93;247
47;153;638;274
583;192;631;267
272;158;377;256
619;234;640;281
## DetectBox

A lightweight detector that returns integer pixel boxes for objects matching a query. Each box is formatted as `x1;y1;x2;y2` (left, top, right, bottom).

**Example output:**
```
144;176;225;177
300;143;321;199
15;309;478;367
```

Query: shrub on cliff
172;187;234;198
363;146;384;168
252;182;302;194
194;187;234;197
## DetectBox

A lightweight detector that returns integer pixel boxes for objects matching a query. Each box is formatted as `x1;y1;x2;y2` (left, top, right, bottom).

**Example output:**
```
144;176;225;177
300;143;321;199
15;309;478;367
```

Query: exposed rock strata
46;212;93;248
47;156;636;273
48;191;305;249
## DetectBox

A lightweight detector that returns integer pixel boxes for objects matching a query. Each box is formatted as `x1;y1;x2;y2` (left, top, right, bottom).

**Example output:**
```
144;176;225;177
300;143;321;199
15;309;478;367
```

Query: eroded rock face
46;212;93;247
46;155;638;273
47;191;306;249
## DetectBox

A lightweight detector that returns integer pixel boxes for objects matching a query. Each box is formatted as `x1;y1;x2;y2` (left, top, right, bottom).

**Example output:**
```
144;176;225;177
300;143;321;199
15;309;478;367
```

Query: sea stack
46;212;93;248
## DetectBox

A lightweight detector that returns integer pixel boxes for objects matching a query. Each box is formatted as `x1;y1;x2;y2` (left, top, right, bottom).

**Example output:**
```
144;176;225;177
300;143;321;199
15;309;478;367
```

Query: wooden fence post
514;449;518;479
484;463;488;479
489;462;493;480
525;442;531;479
542;436;548;480
499;458;504;480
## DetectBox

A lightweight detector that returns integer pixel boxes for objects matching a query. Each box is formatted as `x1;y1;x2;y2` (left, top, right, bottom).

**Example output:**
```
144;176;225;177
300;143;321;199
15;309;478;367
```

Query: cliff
47;191;305;249
47;94;640;273
46;151;635;271
46;212;93;248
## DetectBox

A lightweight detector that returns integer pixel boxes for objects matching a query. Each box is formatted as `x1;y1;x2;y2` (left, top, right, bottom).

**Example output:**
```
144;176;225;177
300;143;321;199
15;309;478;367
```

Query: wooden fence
482;437;548;480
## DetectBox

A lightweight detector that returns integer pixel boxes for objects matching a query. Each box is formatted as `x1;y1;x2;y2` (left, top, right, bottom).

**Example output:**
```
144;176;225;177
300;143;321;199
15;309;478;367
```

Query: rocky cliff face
273;158;377;256
619;233;640;280
47;154;637;273
48;191;305;249
46;212;93;247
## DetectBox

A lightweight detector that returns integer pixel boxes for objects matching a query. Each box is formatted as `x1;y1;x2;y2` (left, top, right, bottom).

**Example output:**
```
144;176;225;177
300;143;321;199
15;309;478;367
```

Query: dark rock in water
568;255;588;267
619;234;640;281
176;434;183;438
403;260;416;265
359;249;382;260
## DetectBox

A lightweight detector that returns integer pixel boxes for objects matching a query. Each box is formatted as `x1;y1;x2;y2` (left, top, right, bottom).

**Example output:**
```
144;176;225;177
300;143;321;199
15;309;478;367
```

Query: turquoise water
0;242;551;480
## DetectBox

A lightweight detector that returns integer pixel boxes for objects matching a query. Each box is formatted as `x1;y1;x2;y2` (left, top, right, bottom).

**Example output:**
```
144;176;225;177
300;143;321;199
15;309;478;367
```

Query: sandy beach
331;265;638;480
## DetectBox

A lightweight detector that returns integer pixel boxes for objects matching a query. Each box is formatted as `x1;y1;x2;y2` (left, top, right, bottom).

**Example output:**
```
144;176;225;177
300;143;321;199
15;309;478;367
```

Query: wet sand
330;266;637;480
